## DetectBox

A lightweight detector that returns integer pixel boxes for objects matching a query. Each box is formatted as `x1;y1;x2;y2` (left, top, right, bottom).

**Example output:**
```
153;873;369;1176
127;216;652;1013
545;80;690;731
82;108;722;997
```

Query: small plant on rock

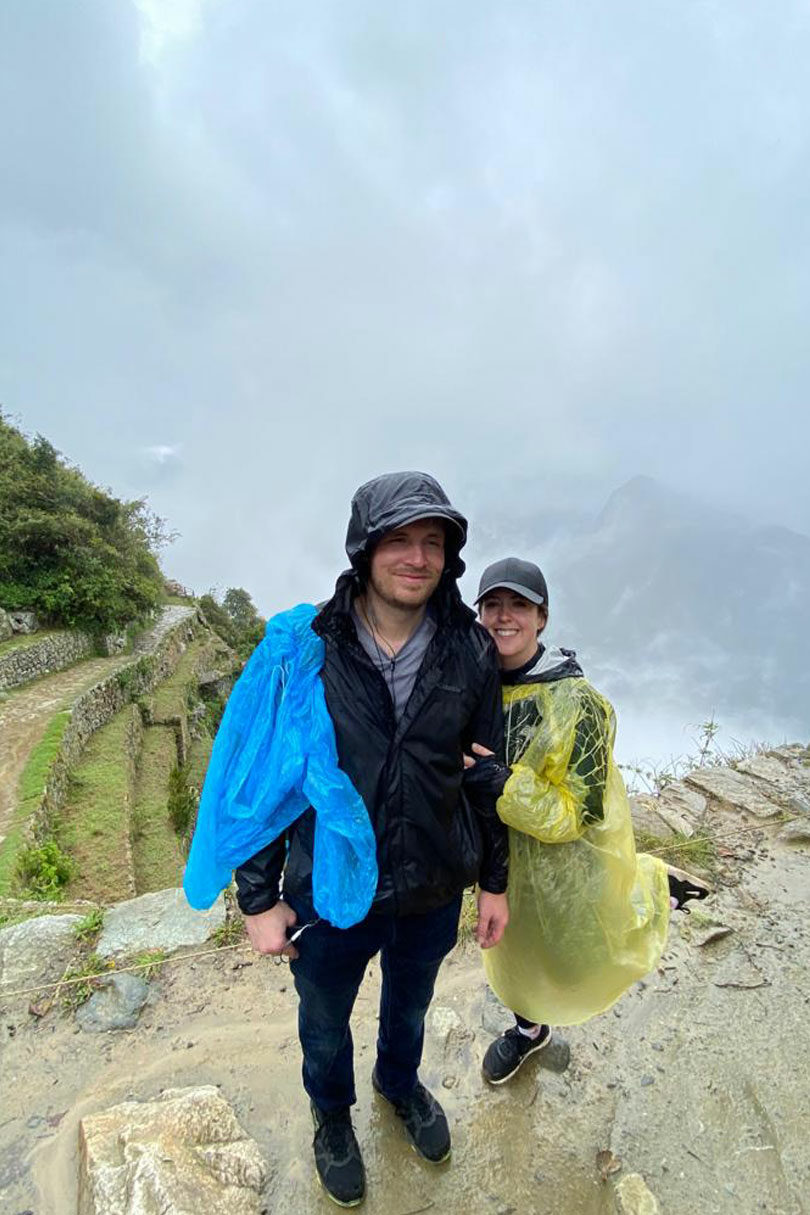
59;953;110;1012
73;907;105;945
130;948;167;979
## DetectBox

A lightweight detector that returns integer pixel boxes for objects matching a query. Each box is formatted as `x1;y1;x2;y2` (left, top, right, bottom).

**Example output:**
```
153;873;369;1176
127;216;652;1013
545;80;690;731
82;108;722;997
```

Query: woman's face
479;589;546;670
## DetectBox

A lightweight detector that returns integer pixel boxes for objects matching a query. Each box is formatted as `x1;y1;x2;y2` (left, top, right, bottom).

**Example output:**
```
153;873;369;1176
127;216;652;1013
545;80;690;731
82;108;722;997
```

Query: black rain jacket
235;471;509;919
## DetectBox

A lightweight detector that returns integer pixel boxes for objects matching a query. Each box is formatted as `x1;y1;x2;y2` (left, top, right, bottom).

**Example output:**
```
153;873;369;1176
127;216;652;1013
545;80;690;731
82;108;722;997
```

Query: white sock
517;1023;543;1040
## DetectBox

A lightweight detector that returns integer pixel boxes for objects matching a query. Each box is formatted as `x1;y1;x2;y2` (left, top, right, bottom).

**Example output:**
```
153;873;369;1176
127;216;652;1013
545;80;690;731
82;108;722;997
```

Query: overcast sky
2;0;808;614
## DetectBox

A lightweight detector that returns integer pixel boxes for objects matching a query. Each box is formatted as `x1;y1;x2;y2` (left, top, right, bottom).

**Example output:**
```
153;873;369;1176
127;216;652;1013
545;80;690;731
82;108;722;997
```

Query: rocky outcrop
96;888;226;959
0;743;806;1214
0;630;96;692
78;1086;269;1215
0;912;82;989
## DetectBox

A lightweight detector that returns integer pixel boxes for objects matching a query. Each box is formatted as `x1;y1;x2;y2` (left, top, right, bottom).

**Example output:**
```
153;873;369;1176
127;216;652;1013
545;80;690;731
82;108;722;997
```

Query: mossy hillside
131;726;185;894
0;711;71;896
57;706;141;904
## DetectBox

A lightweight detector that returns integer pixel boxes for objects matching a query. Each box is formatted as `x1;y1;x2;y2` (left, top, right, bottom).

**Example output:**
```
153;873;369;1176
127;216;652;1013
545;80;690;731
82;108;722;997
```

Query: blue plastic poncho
183;603;378;929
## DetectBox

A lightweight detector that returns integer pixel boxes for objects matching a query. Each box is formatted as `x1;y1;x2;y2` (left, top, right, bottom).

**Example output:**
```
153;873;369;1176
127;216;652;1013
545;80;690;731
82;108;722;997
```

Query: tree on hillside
0;412;171;633
200;586;265;660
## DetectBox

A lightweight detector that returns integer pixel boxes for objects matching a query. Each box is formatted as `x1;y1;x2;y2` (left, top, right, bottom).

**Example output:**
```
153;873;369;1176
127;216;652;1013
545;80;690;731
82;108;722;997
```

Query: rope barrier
0;812;801;1004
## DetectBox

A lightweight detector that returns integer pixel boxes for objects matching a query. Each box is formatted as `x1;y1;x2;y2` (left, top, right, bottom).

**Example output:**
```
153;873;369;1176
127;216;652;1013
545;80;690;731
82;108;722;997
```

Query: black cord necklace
361;602;401;718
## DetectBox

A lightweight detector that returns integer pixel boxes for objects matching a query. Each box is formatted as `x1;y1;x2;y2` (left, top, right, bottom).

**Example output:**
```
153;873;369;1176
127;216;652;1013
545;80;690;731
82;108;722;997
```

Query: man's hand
476;889;509;949
243;901;299;959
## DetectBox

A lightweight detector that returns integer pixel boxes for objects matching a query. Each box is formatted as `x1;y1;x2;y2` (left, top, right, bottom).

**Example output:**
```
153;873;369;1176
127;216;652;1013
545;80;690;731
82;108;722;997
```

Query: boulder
0;914;82;990
0;608;12;643
8;610;39;634
96;888;226;959
75;972;150;1032
614;1173;661;1214
629;796;675;840
684;767;783;819
654;780;706;836
736;751;810;808
78;1085;269;1215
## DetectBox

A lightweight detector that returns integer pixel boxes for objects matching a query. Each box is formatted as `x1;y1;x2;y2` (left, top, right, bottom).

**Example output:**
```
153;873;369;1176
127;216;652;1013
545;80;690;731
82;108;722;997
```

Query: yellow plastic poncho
482;672;670;1026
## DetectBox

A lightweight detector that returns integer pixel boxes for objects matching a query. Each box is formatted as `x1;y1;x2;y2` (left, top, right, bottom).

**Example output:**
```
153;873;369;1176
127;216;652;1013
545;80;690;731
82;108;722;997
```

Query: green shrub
0;413;172;633
16;840;76;900
167;764;197;837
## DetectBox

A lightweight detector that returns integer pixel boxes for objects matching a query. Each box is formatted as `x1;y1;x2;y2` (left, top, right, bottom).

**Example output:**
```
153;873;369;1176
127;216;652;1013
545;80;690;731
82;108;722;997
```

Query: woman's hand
475;889;509;948
463;741;495;769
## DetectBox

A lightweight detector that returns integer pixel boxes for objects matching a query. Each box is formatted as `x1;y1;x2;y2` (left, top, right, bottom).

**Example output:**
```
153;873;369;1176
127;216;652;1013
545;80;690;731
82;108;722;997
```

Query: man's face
368;518;446;610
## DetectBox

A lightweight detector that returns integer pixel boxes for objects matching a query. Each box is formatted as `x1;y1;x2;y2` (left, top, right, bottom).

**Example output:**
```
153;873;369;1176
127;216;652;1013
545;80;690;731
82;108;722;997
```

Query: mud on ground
1;801;809;1214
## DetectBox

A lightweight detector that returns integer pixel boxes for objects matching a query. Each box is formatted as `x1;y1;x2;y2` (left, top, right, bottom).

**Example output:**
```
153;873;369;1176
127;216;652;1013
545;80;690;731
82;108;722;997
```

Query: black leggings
515;1014;538;1030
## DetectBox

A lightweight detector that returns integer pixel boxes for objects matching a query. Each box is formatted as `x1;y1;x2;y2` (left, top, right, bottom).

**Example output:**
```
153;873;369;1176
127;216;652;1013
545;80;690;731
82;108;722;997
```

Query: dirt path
0;657;130;842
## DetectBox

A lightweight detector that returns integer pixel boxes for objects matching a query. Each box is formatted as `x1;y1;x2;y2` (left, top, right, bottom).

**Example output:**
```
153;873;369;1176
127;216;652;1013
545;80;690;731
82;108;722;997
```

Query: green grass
186;732;214;788
59;952;111;1012
457;888;479;945
152;637;211;721
634;827;717;873
73;907;105;944
0;710;71;896
57;706;139;904
0;629;62;660
127;947;167;978
211;915;246;947
131;726;185;894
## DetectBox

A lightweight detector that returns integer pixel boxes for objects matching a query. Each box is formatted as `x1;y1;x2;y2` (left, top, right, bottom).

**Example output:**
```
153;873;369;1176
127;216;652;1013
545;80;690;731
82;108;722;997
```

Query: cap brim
474;580;546;606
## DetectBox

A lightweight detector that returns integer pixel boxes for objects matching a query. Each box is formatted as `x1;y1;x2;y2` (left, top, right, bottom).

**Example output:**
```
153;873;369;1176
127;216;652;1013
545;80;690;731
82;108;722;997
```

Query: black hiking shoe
311;1102;366;1208
371;1069;451;1163
482;1023;552;1085
667;865;712;910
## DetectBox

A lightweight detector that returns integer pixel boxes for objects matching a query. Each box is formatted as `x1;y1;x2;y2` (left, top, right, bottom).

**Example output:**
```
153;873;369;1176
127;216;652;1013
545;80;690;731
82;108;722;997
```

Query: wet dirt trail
0;657;130;842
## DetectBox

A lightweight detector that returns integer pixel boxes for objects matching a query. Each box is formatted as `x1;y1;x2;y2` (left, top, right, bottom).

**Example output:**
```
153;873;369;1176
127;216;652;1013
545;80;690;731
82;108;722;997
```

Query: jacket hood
504;645;584;685
345;471;468;578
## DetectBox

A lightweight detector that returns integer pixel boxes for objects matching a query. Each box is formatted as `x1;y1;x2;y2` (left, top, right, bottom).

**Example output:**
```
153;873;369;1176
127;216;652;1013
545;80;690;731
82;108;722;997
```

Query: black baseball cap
475;557;548;607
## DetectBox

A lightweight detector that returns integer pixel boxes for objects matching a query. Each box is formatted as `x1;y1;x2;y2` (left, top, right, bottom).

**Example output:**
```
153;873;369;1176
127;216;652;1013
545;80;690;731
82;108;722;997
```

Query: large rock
8;610;39;634
0;608;12;643
96;888;226;959
75;972;150;1032
654;780;706;836
685;766;783;819
0;913;82;989
736;751;810;810
629;796;675;839
614;1173;661;1214
78;1085;269;1215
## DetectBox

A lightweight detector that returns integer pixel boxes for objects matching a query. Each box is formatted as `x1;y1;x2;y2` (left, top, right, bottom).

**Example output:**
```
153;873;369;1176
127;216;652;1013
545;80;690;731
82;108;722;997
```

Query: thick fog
2;1;808;766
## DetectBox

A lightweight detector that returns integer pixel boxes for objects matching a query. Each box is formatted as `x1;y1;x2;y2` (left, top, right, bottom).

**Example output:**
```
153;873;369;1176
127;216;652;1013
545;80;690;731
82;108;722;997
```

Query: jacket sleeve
463;635;509;894
497;689;609;844
234;835;287;915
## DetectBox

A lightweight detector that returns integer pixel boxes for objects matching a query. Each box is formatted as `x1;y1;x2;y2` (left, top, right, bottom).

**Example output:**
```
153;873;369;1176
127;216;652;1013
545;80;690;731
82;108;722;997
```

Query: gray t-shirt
352;605;436;721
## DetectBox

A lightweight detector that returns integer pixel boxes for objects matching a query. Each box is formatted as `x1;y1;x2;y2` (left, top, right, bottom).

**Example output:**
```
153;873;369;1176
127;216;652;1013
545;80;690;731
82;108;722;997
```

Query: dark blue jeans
287;893;462;1112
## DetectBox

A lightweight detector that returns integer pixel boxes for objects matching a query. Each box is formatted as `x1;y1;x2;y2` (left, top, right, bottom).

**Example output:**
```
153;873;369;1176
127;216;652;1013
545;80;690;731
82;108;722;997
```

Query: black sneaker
311;1102;366;1208
371;1069;451;1163
482;1023;552;1085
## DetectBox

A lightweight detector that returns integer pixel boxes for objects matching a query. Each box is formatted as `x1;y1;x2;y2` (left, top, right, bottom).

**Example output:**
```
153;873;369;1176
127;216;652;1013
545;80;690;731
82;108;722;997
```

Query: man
235;471;509;1207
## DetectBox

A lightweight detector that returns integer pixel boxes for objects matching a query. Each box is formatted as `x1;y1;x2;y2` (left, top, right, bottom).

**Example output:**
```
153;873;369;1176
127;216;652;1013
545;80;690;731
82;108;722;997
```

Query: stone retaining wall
0;631;96;692
27;614;203;846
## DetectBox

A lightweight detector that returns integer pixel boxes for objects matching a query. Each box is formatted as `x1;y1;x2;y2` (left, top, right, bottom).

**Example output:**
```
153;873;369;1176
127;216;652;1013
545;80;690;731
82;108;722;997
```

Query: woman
472;557;700;1086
